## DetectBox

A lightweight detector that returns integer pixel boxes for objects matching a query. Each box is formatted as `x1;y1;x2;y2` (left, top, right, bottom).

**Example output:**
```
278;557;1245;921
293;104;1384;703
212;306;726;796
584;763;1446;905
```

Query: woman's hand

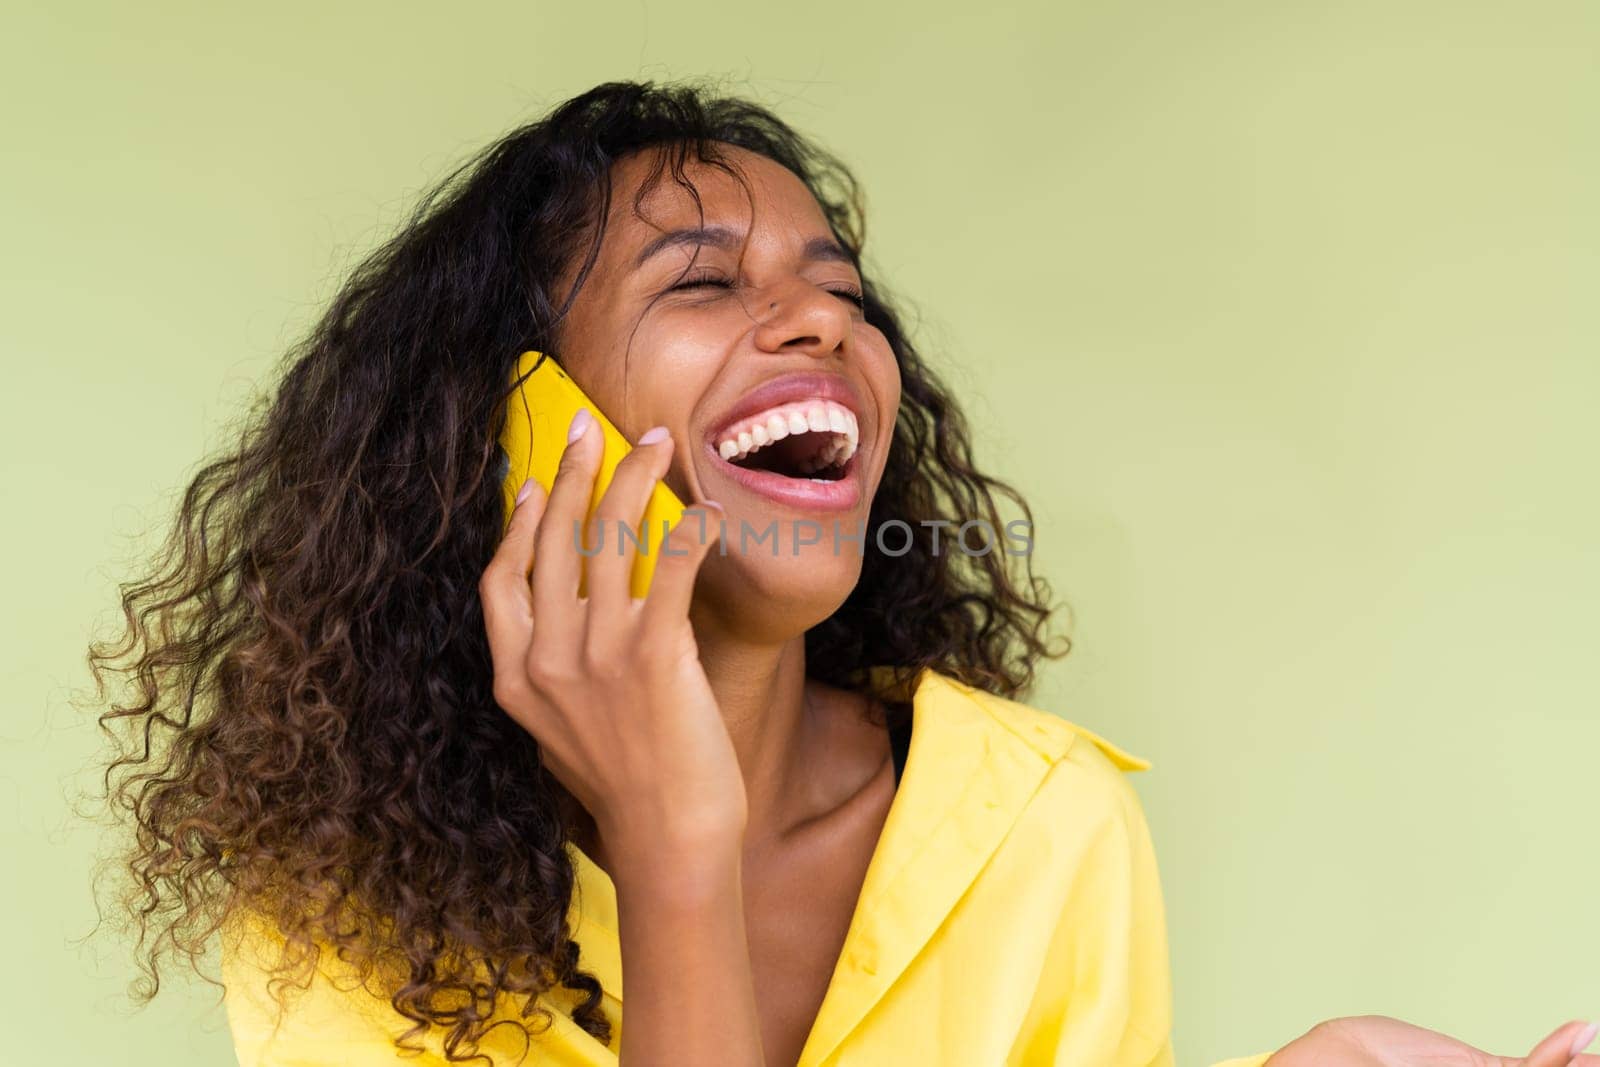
480;409;767;1065
479;409;740;869
1266;1015;1600;1067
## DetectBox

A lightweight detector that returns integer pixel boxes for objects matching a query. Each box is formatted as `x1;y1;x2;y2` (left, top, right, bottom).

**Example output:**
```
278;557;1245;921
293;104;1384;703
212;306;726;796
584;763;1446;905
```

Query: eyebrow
632;224;853;270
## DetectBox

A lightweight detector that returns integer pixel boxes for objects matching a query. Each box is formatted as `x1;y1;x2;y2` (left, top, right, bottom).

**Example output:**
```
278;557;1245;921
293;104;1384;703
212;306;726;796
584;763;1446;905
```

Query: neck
694;631;816;848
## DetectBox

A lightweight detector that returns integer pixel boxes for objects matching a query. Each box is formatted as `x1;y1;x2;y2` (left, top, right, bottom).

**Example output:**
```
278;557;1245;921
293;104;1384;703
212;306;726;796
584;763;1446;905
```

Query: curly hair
84;77;1071;1063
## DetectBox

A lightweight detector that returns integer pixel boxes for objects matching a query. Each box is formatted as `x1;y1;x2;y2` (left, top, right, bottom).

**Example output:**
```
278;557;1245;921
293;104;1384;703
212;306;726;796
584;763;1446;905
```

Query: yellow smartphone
497;350;687;598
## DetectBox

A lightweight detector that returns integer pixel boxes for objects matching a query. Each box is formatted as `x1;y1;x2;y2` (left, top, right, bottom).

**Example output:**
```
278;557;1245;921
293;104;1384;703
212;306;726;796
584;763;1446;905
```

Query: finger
585;425;677;610
638;501;724;628
479;478;548;717
1519;1020;1597;1067
480;476;547;632
531;407;603;617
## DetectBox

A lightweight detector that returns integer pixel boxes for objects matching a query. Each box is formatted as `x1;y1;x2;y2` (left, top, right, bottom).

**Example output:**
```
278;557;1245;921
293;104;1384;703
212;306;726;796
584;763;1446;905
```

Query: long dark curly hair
84;77;1071;1063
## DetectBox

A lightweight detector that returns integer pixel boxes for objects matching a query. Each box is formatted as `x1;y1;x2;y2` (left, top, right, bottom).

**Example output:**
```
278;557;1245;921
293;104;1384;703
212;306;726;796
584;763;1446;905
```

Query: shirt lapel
794;667;1070;1067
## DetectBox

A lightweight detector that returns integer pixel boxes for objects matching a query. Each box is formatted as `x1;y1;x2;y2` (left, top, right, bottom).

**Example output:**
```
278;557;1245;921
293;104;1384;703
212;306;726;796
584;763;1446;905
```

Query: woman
91;80;1595;1066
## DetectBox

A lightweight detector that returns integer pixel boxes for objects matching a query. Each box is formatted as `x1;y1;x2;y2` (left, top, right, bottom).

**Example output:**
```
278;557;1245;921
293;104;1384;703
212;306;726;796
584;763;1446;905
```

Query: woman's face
552;143;901;640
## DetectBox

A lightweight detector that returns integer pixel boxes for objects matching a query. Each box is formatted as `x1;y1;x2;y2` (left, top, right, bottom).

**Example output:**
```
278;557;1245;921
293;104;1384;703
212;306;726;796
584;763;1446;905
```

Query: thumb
1520;1020;1598;1067
639;501;724;622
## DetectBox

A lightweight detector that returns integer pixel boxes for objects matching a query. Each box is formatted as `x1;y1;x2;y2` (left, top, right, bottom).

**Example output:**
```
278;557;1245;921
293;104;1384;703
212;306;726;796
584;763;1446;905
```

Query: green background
4;2;1596;1063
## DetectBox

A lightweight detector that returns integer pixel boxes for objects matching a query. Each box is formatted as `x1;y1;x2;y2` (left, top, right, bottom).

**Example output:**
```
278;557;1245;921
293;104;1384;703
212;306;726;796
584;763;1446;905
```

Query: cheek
592;327;723;435
621;363;717;455
634;302;740;364
863;337;902;440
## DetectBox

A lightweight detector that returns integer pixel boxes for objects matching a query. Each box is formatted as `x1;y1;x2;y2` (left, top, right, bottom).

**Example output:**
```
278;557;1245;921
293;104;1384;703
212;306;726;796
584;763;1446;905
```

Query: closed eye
670;272;866;310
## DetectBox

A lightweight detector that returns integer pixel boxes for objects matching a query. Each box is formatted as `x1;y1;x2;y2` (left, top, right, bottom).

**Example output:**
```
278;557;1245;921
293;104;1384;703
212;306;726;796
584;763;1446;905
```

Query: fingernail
700;499;723;511
515;478;536;505
567;408;593;443
1571;1021;1598;1057
638;425;670;446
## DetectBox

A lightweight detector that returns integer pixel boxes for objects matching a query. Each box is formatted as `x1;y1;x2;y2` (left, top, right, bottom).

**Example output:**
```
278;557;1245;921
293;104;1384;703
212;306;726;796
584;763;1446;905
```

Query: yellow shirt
221;667;1273;1066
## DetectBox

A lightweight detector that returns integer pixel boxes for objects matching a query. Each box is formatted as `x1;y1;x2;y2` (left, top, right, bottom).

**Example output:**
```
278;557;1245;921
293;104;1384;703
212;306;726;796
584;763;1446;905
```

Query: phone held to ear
497;350;688;599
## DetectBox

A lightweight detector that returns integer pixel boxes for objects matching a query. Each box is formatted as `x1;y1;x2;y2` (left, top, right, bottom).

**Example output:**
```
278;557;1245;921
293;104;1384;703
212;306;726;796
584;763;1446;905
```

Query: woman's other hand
1266;1015;1600;1067
479;408;740;875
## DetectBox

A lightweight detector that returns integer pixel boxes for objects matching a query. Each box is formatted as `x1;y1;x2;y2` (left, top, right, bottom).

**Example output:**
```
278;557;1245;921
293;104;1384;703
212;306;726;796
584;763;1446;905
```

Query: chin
693;542;864;644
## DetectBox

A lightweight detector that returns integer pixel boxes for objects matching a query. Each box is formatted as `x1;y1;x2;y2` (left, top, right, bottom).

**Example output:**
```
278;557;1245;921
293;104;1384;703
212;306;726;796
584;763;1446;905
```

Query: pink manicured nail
567;408;593;443
515;478;536;505
1571;1021;1598;1057
638;425;670;445
700;499;723;511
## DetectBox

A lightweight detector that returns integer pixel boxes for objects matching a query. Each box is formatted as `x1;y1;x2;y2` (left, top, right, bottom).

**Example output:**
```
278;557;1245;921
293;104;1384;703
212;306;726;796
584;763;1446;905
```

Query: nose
749;276;853;360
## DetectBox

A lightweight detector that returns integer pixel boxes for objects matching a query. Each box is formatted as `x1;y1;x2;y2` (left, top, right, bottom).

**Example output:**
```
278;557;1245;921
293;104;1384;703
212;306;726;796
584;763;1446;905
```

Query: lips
706;442;862;511
702;371;867;512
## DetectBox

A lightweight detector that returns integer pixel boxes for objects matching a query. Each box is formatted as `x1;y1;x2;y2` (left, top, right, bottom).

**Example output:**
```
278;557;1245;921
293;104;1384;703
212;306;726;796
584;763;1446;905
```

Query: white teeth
714;398;863;473
816;437;852;473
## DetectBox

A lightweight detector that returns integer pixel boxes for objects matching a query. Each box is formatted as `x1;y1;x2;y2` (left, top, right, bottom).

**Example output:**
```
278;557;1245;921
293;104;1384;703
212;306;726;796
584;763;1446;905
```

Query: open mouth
724;426;855;481
713;401;859;483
